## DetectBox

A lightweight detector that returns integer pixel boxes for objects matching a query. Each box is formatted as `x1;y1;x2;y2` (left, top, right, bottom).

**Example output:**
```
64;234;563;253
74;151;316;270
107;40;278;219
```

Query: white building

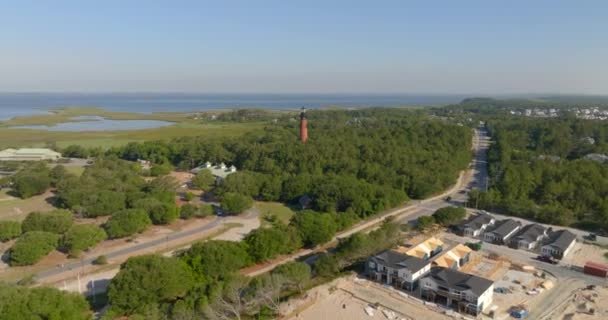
509;223;547;250
0;148;61;161
541;229;577;259
459;213;495;237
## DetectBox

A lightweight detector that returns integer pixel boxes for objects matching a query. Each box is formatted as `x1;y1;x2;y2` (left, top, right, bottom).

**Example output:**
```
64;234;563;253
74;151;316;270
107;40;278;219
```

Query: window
369;262;376;269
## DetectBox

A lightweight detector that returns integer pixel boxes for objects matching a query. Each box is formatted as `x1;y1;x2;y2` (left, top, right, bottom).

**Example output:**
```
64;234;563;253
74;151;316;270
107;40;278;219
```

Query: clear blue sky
2;0;607;94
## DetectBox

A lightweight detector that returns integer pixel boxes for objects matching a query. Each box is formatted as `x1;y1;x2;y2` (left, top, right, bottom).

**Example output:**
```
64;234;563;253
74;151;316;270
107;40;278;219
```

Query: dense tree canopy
292;211;337;247
244;224;301;262
432;206;466;226
11;163;51;199
0;283;91;320
179;240;252;282
61;224;107;255
108;255;195;316
21;210;73;234
104;209;152;239
220;192;253;215
0;221;21;242
9;231;59;266
191;169;215;190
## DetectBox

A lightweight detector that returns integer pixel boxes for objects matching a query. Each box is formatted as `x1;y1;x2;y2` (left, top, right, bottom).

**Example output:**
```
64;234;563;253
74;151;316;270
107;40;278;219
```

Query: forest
468;115;608;231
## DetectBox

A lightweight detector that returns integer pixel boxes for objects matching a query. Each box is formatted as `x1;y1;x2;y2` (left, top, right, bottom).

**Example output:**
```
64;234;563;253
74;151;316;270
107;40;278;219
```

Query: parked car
536;255;558;265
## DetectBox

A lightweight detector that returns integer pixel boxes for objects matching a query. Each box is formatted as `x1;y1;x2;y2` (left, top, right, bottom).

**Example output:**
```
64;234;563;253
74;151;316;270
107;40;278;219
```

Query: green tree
0;221;21;242
312;254;339;278
108;255;194;316
61;224;107;255
220;192;253;215
0;283;91;320
21;210;73;234
12;172;51;199
180;203;198;219
104;209;152;239
432;206;466;226
62;144;90;158
292;211;337;247
272;261;311;293
416;215;436;231
244;225;301;262
192;170;215;190
180;240;252;281
150;163;174;177
134;198;179;225
9;231;59;266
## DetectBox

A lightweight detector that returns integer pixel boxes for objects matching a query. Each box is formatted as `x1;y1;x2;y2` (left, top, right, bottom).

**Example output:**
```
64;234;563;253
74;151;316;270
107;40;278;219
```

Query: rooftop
485;219;521;237
427;267;493;296
512;223;546;243
396;237;444;259
432;244;472;269
372;250;429;273
544;229;576;251
461;213;494;230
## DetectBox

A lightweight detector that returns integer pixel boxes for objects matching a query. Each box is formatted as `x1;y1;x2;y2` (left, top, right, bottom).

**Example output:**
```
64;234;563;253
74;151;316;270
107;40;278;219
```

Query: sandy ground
540;285;608;320
561;242;608;268
282;275;461;320
0;190;56;221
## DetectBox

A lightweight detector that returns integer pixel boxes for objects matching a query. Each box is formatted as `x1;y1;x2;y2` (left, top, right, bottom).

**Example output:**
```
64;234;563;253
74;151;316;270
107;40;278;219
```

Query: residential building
0;148;61;161
483;219;522;244
367;250;431;291
458;213;495;237
541;229;577;259
432;244;472;270
420;267;494;316
190;162;237;183
509;223;547;250
395;236;444;260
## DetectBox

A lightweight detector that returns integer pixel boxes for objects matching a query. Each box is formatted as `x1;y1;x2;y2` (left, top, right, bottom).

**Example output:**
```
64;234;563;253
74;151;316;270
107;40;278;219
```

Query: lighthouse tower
299;107;308;143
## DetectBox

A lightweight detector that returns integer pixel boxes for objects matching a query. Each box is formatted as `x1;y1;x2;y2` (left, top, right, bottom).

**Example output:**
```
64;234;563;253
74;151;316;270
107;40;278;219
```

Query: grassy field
0;107;191;126
0;121;265;149
0;191;55;222
255;201;296;227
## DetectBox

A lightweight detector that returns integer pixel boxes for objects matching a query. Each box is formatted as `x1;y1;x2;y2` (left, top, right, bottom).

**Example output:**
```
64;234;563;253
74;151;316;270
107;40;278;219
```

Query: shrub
0;282;91;319
416;215;436;231
183;192;194;201
21;210;73;234
292;211;337;247
105;209;151;239
10;231;59;266
62;224;107;255
196;204;214;217
12;172;51;199
150;163;173;177
220;192;253;215
179;204;198;219
313;254;339;278
93;255;108;265
133;198;179;225
0;221;21;242
432;206;466;226
191;170;215;190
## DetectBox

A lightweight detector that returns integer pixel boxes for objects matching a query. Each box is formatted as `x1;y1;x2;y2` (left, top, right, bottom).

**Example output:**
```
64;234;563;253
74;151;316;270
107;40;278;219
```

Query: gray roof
461;213;494;230
485;219;521;238
512;224;546;243
372;250;429;273
544;229;576;251
427;267;493;296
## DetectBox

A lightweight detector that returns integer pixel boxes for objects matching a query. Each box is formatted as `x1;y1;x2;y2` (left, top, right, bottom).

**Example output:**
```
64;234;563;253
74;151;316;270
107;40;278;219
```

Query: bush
108;255;194;316
61;224;107;255
12;172;51;199
93;255;108;265
313;254;339;278
432;206;466;226
191;170;215;190
179;203;198;219
416;215;436;231
197;204;214;217
292;211;337;247
62;145;90;158
180;240;252;281
183;192;194;201
220;192;253;215
105;209;152;239
82;190;127;218
0;221;21;242
0;283;92;320
150;163;173;177
244;225;302;262
133;198;179;225
10;231;59;266
21;210;73;234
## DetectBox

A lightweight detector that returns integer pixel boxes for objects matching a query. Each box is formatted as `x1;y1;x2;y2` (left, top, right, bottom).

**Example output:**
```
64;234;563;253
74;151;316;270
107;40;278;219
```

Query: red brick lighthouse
299;107;308;143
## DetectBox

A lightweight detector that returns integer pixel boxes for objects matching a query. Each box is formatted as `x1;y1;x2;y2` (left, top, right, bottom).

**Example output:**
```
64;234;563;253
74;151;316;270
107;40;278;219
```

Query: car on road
536;255;558;265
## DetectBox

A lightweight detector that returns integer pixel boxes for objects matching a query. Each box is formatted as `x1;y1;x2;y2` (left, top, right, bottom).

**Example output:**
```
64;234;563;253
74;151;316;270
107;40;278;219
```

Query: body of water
0;93;466;120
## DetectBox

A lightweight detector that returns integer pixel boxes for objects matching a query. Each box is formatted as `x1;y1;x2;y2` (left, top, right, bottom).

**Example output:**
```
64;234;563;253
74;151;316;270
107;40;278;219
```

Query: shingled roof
512;223;546;243
485;219;521;238
544;229;576;251
372;250;429;273
427;267;493;296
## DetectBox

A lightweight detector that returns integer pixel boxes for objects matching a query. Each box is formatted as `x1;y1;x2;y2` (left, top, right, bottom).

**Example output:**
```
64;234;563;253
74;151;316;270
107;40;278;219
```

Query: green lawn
255;201;295;227
0;121;265;149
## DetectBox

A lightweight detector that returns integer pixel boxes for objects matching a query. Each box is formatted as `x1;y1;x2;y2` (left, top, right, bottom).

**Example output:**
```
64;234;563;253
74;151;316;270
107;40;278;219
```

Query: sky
1;0;608;94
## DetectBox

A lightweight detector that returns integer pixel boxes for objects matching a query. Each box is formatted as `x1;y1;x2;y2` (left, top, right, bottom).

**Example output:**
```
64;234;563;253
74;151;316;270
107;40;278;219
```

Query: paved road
36;217;226;281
